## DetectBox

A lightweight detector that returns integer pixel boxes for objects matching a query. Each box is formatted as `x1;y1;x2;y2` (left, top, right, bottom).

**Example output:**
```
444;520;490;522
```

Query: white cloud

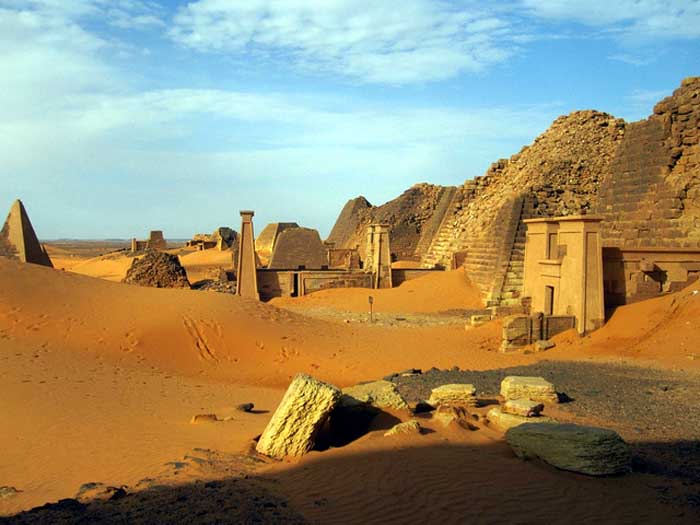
520;0;700;40
607;53;654;66
169;0;521;84
0;0;556;237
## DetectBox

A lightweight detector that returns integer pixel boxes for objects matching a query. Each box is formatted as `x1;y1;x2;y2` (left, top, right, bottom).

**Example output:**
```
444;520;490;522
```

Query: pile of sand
271;269;484;313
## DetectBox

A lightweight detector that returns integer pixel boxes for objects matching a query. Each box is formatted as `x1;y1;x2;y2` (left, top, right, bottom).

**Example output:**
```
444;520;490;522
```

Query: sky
1;1;699;239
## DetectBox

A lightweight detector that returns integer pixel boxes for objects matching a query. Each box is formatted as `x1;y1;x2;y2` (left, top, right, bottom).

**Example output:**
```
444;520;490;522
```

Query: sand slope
2;259;699;520
270;269;484;313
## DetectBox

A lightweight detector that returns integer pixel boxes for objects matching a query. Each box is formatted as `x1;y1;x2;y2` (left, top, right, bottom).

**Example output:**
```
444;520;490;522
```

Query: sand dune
2;258;699;519
270;268;484;313
49;246;235;284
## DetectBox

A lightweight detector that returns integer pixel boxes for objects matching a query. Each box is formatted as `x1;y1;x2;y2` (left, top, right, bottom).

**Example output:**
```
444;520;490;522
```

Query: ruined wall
596;77;700;248
327;184;457;262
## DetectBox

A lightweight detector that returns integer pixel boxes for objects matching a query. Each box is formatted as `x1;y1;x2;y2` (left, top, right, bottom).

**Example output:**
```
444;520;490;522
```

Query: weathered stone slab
432;405;469;426
534;339;555;352
190;414;219;424
384;419;421;437
487;407;555;432
427;384;478;407
342;380;408;410
502;399;544;417
506;423;631;476
500;376;558;403
256;374;341;459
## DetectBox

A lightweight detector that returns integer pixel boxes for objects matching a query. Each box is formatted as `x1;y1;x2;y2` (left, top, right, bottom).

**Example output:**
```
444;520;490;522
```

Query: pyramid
0;199;53;267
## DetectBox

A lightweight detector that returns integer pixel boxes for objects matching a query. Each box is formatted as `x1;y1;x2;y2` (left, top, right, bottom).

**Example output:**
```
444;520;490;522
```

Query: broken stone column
236;210;259;300
256;374;341;459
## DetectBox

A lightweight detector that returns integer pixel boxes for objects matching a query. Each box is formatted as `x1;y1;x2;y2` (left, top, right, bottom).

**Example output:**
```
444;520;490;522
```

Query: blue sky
1;1;698;239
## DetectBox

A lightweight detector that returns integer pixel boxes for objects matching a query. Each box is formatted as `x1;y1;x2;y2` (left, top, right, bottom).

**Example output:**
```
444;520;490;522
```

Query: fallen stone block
502;399;545;417
190;414;220;424
428;384;478;407
0;486;21;499
500;376;558;403
256;374;341;459
506;422;631;476
342;380;408;410
432;405;469;427
535;339;555;352
487;407;555;433
384;419;421;437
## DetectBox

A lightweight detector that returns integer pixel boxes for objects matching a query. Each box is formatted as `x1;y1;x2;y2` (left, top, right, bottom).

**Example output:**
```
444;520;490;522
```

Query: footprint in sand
183;316;218;362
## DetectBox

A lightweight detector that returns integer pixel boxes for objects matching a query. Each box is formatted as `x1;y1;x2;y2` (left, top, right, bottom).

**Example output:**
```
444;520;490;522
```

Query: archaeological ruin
230;210;440;301
235;210;259;300
267;227;327;270
327;76;700;333
255;222;299;266
0;199;53;267
522;216;605;335
130;230;167;252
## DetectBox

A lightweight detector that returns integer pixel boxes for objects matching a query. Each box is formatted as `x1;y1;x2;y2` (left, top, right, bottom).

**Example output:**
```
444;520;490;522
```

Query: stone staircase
420;190;463;269
491;198;533;306
414;186;458;260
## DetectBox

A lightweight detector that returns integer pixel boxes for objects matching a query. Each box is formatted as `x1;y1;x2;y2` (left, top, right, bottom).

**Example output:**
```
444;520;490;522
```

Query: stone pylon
0;199;53;267
236;210;259;300
364;224;392;289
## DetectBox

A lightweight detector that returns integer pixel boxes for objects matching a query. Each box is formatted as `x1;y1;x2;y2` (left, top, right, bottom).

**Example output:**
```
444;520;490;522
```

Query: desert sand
1;257;699;522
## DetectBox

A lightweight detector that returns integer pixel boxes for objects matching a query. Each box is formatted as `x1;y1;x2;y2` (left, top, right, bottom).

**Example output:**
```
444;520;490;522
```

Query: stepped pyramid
0;199;53;267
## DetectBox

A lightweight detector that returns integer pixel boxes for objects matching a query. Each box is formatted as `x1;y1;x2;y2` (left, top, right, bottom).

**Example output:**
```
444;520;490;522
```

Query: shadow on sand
2;437;699;525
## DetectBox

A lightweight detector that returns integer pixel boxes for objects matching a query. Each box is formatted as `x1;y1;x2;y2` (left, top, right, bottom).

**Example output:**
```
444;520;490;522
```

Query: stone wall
596;77;700;249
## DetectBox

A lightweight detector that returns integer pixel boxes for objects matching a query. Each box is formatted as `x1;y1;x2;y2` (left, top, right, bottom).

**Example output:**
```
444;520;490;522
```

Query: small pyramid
0;199;53;267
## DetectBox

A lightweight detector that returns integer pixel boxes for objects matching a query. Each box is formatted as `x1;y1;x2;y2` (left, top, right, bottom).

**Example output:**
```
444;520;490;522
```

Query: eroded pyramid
0;200;53;267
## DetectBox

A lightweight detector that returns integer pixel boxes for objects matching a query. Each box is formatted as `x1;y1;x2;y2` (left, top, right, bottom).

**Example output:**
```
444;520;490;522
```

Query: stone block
432;405;470;426
256;374;341;459
534;339;555;352
500;376;558;403
487;407;555;432
506;423;631;476
342;380;409;410
384;419;422;437
502;399;545;417
428;384;478;407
